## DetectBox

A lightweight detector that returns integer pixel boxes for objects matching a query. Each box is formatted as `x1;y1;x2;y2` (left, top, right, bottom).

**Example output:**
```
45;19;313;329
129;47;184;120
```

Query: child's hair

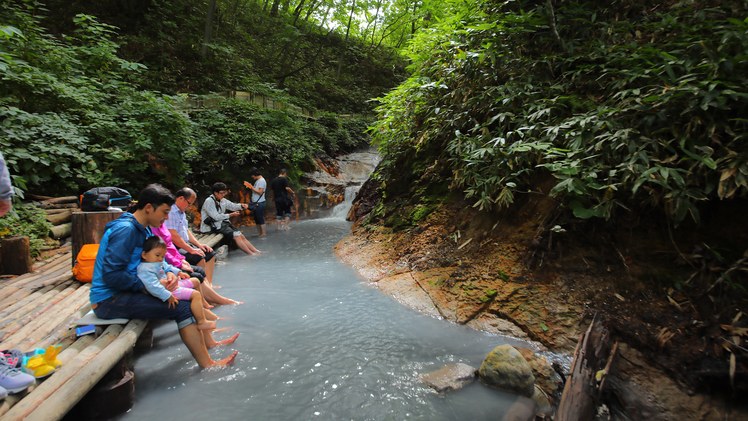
143;235;167;253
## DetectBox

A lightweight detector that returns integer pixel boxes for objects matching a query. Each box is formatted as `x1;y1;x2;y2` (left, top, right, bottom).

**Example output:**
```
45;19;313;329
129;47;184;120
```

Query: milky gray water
115;217;537;421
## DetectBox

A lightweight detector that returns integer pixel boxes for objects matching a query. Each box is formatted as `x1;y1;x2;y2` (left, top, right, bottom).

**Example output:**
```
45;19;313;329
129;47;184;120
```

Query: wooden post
1;236;33;275
71;211;123;265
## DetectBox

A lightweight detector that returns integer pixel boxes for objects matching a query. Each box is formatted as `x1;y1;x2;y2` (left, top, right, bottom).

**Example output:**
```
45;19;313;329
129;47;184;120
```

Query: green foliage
372;0;748;226
188;100;372;186
0;205;53;257
0;2;193;195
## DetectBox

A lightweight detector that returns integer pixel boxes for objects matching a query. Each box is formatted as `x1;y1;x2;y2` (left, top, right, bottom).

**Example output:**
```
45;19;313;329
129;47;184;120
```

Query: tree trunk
71;212;123;266
200;0;218;57
336;0;356;79
1;236;33;275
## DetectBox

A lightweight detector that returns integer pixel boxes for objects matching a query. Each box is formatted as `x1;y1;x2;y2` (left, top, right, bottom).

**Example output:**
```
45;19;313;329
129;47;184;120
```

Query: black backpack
81;187;132;211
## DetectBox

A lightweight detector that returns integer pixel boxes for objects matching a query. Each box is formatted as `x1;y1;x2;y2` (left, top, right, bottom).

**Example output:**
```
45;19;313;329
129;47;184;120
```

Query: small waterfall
330;185;361;219
298;148;380;219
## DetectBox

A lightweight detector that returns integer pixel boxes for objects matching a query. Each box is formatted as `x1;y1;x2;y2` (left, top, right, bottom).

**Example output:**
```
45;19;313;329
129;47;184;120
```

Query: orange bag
72;244;100;283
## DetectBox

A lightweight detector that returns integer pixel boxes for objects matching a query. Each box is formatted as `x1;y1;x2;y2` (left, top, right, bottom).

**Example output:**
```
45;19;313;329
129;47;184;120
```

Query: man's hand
188;246;206;257
197;243;213;253
159;277;178;291
230;210;241;217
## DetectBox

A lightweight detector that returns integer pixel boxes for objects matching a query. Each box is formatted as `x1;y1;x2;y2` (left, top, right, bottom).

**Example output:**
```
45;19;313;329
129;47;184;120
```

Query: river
113;213;541;420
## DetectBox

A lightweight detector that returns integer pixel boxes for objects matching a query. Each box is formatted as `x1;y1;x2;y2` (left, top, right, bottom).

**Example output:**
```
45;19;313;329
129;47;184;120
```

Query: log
71;211;123;266
50;222;72;239
556;316;616;421
1;236;33;275
0;324;125;421
39;196;78;205
22;320;147;421
25;194;55;201
18;289;91;352
34;202;79;210
43;208;70;215
0;284;79;342
35;303;93;351
46;210;72;225
1;285;90;351
0;282;70;330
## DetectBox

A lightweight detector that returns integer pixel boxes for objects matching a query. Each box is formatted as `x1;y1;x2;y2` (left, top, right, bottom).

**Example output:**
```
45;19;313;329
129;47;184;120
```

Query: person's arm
187;229;212;253
98;224;145;292
204;197;230;222
225;198;246;212
0;152;13;218
136;265;172;301
169;228;202;255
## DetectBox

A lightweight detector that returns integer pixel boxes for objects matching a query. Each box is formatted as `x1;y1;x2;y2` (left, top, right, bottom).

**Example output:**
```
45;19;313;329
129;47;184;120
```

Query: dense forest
2;0;748;410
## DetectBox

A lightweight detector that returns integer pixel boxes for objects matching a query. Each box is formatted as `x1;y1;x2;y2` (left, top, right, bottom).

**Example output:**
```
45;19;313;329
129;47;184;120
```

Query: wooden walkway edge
0;233;222;420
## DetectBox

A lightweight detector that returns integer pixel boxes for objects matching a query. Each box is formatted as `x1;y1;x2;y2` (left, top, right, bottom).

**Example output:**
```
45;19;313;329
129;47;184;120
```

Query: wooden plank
0;283;80;342
23;320;147;421
0;285;90;351
0;324;125;421
0;281;73;330
17;291;91;352
34;302;93;351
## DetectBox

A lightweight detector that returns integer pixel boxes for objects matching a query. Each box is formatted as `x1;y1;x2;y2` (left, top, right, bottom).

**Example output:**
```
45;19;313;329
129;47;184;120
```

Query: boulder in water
503;395;539;421
479;344;536;397
420;362;477;393
215;245;229;262
515;347;560;398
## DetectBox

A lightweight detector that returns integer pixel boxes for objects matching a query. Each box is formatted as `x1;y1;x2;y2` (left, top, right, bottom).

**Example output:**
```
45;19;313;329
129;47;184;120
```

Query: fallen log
556;315;618;421
46;210;73;225
39;196;78;205
50;222;72;239
36;202;79;210
42;208;70;215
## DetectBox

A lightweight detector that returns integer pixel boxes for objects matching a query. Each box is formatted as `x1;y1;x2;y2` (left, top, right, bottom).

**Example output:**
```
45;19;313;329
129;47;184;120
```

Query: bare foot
226;299;244;305
214;327;233;333
212;285;222;289
197;320;217;331
208;350;238;368
204;302;214;309
208;332;240;348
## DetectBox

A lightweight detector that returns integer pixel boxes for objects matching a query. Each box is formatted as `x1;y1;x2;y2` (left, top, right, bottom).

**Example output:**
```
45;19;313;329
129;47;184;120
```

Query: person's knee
190;277;201;286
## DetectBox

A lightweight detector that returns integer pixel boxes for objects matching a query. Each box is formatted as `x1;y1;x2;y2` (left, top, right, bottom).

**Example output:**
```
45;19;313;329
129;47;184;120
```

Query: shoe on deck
0;385;7;400
0;357;35;394
23;355;55;379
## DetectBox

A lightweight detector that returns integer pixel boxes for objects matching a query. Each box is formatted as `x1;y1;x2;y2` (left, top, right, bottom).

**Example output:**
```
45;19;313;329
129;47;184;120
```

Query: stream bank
335;188;748;420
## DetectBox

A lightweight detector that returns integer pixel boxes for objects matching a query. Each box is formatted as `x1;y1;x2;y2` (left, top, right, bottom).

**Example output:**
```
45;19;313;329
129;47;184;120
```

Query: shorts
181;249;216;266
275;196;292;218
93;291;195;329
172;287;195;301
214;221;242;238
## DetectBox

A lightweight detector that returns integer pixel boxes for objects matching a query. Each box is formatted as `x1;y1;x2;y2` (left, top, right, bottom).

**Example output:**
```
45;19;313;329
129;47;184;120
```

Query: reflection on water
114;217;535;421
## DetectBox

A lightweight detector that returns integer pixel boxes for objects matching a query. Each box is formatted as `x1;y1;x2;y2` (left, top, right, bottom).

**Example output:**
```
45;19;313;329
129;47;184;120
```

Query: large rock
214;245;229;262
515;347;559;398
503;396;538;421
420;363;477;393
479;344;536;397
531;384;553;417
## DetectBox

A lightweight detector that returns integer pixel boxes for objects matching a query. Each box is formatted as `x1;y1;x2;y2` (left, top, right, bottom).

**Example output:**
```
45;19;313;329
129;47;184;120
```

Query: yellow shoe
23;355;55;379
42;345;62;369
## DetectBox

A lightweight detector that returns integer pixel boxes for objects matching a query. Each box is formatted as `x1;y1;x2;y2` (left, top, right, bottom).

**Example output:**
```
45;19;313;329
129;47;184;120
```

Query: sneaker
0;356;35;393
0;385;7;400
1;349;24;369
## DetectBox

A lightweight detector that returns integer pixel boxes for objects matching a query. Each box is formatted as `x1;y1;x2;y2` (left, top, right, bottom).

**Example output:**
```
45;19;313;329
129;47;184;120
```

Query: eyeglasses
218;191;227;196
187;199;196;206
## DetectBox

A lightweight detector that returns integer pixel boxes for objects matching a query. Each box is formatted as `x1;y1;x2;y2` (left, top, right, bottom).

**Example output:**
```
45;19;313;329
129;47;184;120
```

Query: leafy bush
0;206;53;257
372;0;748;226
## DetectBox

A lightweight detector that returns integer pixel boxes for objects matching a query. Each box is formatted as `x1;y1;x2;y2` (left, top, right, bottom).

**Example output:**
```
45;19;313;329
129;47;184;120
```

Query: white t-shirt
253;177;267;203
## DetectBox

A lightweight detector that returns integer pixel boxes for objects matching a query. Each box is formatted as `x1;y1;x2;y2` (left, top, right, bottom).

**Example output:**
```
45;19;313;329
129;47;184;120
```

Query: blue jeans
93;291;195;329
253;201;266;225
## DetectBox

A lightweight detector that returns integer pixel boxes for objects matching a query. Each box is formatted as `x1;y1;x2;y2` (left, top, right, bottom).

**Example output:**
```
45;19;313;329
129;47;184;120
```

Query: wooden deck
0;233;223;421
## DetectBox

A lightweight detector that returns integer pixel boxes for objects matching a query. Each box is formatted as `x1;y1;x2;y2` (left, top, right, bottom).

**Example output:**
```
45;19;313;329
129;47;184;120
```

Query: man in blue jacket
90;184;237;368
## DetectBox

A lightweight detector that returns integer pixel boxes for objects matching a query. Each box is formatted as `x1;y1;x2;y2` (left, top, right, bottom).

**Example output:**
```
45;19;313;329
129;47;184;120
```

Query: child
137;236;216;331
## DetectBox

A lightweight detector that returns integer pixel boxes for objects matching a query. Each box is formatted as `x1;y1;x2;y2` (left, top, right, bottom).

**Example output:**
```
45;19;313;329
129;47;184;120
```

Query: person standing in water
245;168;267;237
270;168;295;230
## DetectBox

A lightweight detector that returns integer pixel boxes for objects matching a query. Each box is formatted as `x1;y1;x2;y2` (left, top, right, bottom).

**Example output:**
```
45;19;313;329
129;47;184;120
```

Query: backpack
72;244;99;283
81;187;132;211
